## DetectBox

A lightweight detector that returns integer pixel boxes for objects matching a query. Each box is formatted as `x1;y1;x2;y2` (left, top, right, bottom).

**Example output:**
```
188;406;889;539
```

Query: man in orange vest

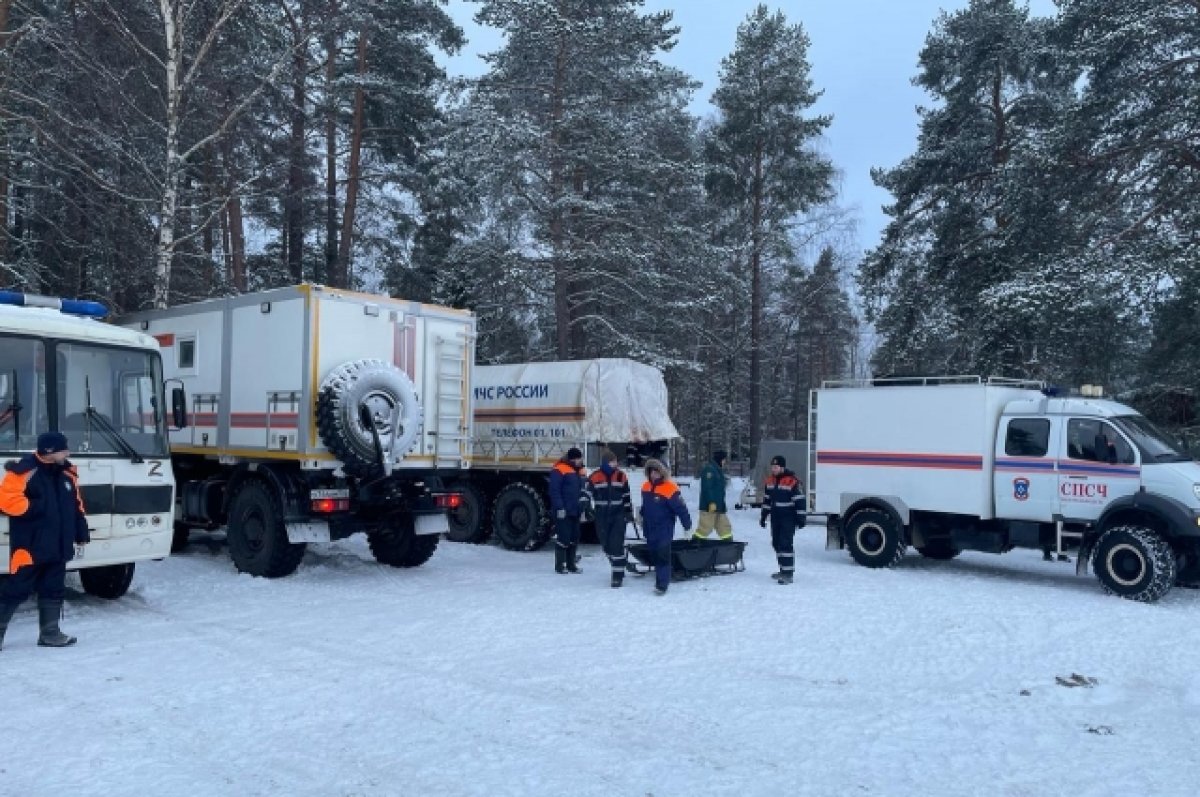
759;455;805;584
639;458;692;595
548;446;587;574
0;431;90;649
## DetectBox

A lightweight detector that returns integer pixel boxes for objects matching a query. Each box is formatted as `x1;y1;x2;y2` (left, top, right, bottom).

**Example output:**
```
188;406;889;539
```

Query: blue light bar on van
0;291;109;318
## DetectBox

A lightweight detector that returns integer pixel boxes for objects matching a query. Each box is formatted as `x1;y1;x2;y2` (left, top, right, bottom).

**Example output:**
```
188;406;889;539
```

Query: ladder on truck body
806;389;819;512
431;332;473;469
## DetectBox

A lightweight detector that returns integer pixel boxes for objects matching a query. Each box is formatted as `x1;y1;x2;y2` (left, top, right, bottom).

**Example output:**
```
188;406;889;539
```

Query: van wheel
445;481;491;544
80;563;136;599
1093;526;1176;602
226;480;306;578
368;517;439;568
916;538;960;560
492;483;550;551
845;508;906;568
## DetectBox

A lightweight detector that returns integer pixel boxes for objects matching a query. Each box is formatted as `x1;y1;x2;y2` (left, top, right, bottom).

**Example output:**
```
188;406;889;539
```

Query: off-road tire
368;519;439;568
845;507;906;568
492;482;551;551
445;481;491;544
916;538;961;561
316;359;423;478
79;563;136;599
1093;525;1176;602
226;480;306;578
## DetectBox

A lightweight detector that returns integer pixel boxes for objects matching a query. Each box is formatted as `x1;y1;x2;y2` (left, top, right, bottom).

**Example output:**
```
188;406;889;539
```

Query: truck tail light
311;497;350;513
434;493;463;510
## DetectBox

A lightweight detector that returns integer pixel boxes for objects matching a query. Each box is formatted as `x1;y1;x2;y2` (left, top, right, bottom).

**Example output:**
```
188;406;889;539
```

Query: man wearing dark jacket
0;431;90;649
548;446;587;574
584;449;633;588
692;450;732;541
759;455;805;585
639;459;692;595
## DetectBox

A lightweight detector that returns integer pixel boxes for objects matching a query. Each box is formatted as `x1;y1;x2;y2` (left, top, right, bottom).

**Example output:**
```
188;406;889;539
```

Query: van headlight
1193;484;1200;501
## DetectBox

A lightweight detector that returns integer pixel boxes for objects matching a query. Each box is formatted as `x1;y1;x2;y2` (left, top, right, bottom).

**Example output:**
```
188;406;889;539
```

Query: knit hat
770;454;786;468
713;450;728;466
37;431;69;455
566;446;584;460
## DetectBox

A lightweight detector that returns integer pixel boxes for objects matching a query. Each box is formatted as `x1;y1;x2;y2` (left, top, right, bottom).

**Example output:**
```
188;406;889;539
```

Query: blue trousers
645;529;672;590
2;560;67;604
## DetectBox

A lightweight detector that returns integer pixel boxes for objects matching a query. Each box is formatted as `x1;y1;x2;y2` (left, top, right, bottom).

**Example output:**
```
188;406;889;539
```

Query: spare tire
317;359;423;478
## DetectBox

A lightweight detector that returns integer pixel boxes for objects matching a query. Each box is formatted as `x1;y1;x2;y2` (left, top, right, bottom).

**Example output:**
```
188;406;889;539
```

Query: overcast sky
442;0;1059;259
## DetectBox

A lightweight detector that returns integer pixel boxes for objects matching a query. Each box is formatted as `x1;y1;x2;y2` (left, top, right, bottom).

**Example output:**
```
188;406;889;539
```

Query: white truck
443;358;679;550
0;292;178;598
809;375;1200;602
119;285;475;578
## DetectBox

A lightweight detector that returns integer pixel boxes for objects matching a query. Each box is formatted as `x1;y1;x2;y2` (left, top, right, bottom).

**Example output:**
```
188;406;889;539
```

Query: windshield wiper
84;377;143;463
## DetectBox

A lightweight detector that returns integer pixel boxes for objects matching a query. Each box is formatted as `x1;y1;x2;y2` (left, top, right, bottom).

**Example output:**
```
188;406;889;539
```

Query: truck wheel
171;522;191;553
79;563;136;599
845;508;906;568
445;481;491;544
1093;526;1176;602
368;518;439;567
316;359;423;478
916;538;960;560
492;482;550;551
226;480;306;578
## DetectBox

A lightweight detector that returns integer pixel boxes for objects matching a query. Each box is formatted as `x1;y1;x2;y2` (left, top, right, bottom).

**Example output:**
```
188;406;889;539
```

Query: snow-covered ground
6;480;1200;797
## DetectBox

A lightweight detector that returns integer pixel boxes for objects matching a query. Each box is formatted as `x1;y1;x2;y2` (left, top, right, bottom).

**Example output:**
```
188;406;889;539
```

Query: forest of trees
0;0;1195;465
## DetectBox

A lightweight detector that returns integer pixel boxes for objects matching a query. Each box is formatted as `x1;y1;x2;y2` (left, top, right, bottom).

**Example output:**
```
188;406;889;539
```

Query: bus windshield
56;342;168;459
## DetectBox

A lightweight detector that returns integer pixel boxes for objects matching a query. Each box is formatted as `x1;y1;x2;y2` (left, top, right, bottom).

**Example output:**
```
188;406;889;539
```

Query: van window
1004;418;1050;457
1066;418;1136;465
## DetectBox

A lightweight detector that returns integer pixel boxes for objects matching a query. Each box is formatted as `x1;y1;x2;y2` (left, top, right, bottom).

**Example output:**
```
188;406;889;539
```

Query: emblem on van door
1013;477;1030;502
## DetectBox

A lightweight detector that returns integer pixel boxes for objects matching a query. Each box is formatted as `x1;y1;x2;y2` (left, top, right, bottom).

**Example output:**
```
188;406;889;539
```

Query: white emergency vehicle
120;285;474;578
0;291;176;598
444;359;679;550
808;376;1200;601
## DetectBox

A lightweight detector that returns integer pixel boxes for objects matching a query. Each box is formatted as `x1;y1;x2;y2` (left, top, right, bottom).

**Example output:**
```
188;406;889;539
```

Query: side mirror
171;386;189;429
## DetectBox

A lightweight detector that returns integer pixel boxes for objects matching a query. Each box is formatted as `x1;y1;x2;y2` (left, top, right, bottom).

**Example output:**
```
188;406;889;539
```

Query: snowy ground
6;480;1200;797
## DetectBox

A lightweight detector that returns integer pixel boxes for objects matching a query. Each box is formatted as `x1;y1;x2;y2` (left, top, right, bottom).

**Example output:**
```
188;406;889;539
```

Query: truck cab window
1067;418;1135;465
1004;418;1050;457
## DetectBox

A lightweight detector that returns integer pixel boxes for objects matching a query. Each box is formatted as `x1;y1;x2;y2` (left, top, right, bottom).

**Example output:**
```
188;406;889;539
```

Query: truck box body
811;380;1040;520
471;358;678;470
121;285;475;470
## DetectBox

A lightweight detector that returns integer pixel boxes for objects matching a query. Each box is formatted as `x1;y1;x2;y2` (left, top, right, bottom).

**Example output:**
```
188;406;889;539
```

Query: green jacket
698;460;728;513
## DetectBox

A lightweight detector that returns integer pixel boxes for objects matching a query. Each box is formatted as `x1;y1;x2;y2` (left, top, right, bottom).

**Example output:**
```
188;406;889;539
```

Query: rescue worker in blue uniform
0;432;90;649
639;458;691;595
759;454;805;584
549;446;587;574
584;448;633;588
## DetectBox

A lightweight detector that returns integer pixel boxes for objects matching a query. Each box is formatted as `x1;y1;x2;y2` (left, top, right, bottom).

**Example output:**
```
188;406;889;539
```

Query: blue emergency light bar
0;290;109;318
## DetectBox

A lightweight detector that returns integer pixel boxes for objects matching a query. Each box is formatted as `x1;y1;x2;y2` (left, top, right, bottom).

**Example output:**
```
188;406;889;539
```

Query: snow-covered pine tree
859;0;1091;378
441;0;709;362
704;4;834;458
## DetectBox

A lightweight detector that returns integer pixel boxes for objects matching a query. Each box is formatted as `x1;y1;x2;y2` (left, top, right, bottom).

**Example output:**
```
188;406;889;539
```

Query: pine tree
705;4;834;457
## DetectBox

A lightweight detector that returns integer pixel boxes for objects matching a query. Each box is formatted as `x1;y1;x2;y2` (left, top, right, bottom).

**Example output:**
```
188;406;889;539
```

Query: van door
995;416;1060;521
1057;418;1141;522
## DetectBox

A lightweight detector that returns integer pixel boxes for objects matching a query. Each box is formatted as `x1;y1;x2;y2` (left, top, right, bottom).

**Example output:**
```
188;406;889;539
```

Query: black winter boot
0;601;18;651
555;545;568;574
566;544;581;573
37;601;76;648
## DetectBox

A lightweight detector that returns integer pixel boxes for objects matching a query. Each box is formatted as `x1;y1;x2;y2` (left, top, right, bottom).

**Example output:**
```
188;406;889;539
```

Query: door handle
1068;475;1087;480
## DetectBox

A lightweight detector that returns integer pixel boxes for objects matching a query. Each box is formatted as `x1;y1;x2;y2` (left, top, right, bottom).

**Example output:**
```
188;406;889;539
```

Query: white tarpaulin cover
472;358;678;444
